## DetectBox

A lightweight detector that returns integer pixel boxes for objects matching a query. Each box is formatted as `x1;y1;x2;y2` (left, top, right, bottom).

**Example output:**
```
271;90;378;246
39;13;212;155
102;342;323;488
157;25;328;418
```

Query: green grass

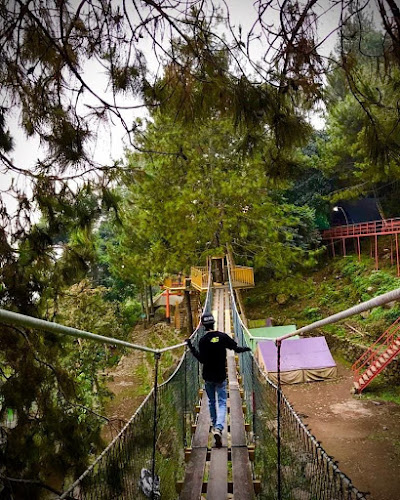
248;318;268;328
361;377;400;405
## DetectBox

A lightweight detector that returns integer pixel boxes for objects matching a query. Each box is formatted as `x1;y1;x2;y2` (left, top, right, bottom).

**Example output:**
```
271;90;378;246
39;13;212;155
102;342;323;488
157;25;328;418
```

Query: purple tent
256;336;337;384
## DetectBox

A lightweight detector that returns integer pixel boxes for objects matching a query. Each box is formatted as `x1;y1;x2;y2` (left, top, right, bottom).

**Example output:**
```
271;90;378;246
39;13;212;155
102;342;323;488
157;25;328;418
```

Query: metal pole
391;236;394;266
0;308;157;353
151;352;161;500
158;341;188;353
0;309;192;355
275;287;400;342
276;339;282;500
337;206;349;225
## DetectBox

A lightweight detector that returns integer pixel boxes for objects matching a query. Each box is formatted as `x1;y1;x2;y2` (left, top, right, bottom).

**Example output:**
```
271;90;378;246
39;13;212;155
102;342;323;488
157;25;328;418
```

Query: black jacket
188;330;251;383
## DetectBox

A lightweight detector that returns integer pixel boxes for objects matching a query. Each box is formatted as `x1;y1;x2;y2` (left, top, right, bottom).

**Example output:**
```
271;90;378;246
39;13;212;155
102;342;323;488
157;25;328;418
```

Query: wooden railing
232;265;255;287
163;275;186;289
322;217;400;239
191;266;209;290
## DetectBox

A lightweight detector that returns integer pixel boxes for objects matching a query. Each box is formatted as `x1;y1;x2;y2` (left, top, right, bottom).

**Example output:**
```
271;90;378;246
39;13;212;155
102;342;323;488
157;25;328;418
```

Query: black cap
201;313;215;327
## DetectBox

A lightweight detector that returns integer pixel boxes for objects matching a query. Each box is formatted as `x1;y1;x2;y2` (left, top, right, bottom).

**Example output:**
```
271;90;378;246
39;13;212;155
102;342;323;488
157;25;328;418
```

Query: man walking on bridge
186;313;251;447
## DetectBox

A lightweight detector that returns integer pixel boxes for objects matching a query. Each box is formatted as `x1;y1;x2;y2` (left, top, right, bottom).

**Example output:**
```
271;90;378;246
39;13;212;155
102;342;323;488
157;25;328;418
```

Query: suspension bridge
2;253;400;499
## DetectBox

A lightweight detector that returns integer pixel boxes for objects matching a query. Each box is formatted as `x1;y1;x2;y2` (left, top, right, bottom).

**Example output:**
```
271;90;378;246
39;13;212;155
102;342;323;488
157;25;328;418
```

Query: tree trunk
148;285;155;318
144;285;150;323
184;288;194;335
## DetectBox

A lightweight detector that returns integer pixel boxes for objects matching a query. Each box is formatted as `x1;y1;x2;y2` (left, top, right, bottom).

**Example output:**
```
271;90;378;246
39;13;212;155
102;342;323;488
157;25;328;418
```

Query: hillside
244;255;400;401
244;254;400;499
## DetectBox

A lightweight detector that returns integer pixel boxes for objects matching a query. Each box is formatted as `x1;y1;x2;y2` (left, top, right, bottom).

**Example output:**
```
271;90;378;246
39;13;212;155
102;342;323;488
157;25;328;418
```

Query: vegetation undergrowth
104;322;186;421
245;254;400;403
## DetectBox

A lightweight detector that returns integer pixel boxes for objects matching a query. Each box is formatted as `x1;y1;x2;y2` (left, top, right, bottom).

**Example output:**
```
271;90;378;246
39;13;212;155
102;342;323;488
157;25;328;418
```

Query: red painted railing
352;316;400;390
322;217;400;239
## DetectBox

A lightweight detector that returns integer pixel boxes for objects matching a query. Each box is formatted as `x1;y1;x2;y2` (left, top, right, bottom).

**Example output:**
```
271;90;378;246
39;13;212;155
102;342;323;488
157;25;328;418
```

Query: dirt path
102;323;186;442
283;362;400;500
101;327;150;441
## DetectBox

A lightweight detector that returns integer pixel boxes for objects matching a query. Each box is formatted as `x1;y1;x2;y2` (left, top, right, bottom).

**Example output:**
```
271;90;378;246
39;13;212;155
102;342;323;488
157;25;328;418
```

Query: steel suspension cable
0;308;187;354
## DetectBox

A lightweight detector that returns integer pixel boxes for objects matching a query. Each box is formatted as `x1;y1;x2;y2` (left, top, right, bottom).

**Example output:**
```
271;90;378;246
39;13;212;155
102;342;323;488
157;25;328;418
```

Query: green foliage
336;258;400;304
120;299;142;328
318;14;400;201
249;276;314;305
0;208;127;489
116;107;319;281
302;306;322;321
362;377;400;405
0;326;105;492
2;279;127;486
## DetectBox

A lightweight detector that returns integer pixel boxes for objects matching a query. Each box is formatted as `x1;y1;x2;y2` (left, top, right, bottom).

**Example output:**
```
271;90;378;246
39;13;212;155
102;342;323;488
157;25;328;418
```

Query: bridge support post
165;289;170;323
396;234;400;277
375;234;379;270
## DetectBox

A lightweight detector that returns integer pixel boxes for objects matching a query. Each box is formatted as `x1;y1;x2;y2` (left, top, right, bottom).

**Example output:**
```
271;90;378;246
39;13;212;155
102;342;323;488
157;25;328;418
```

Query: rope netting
57;284;213;500
227;261;367;500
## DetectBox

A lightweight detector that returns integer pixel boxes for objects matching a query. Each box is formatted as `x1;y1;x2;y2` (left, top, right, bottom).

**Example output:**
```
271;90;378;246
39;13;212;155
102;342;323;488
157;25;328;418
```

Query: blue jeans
205;380;226;431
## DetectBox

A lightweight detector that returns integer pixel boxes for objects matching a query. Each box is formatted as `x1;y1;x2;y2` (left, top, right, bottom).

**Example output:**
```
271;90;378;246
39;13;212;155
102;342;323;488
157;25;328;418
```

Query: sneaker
213;428;222;448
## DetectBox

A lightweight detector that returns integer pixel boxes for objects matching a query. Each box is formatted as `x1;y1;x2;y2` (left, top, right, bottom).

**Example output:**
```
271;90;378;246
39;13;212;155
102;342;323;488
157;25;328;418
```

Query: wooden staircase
352;317;400;393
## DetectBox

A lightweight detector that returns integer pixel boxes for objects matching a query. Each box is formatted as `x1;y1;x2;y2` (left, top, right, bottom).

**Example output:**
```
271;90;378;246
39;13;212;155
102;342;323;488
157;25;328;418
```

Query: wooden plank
224;289;231;335
227;350;238;382
179;448;208;500
180;393;210;499
232;447;255;500
227;349;255;499
227;353;246;447
207;427;228;500
192;392;211;448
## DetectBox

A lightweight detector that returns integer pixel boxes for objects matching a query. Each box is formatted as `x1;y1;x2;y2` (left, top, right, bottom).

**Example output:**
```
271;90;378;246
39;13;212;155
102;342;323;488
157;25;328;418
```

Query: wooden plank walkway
207;425;228;500
228;350;254;499
180;392;210;499
180;288;254;499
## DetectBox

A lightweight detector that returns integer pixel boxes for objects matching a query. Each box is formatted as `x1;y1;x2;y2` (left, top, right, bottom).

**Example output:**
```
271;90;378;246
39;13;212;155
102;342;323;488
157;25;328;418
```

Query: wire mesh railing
226;256;368;500
0;268;212;500
57;293;212;500
57;269;213;500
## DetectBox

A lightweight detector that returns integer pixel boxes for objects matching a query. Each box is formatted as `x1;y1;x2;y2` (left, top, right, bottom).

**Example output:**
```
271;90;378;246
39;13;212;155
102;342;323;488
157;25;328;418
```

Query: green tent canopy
246;325;298;351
